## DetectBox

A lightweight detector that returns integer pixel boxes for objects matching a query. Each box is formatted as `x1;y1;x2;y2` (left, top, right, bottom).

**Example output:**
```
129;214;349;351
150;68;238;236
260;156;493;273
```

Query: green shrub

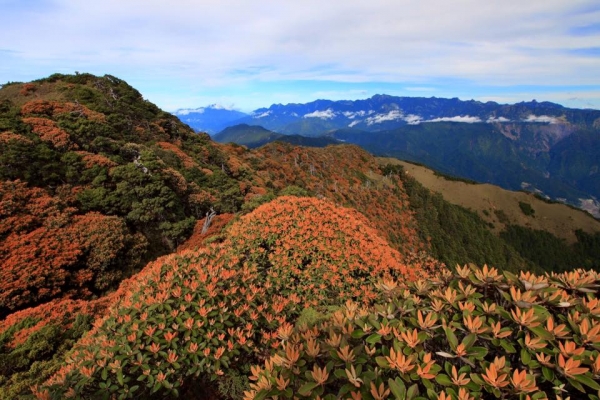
519;201;535;217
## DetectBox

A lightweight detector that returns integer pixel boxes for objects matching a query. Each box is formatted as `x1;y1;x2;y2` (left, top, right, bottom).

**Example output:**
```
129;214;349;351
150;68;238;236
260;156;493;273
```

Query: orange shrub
21;100;105;122
39;196;419;398
248;265;600;399
156;141;198;169
74;151;117;169
22;117;74;149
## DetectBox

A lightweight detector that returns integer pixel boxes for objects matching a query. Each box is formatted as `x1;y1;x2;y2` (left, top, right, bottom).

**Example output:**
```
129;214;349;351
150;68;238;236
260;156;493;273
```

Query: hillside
1;74;600;399
214;124;285;147
331;122;600;217
380;158;600;272
205;94;600;216
214;123;341;148
382;158;600;243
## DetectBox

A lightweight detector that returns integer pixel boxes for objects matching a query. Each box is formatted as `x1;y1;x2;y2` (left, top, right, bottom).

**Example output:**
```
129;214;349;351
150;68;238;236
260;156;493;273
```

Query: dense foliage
37;197;419;399
1;74;599;399
501;226;600;272
249;265;600;399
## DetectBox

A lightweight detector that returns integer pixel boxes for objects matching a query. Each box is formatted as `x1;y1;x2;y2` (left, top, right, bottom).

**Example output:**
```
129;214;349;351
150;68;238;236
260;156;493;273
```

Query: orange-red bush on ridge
20;100;105;122
39;196;420;398
0;180;133;315
21;117;74;149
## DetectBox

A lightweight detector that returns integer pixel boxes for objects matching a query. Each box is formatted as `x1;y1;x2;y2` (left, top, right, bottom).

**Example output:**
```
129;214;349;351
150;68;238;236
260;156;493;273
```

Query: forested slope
0;74;599;399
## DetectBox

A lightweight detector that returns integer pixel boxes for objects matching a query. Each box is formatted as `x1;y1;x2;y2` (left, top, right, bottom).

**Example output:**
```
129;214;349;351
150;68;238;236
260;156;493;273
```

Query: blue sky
1;0;600;112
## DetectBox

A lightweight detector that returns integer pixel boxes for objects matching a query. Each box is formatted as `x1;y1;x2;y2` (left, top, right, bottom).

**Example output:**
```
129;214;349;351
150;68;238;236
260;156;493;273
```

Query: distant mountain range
173;105;247;134
213;124;341;148
173;95;600;216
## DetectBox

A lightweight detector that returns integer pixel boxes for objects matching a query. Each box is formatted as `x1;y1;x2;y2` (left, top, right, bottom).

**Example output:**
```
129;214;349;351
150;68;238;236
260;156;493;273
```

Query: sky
1;0;600;112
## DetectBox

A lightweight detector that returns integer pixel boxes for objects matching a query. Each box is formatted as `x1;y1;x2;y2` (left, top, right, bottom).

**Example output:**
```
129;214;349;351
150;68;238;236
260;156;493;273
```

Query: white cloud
175;104;237;115
342;110;368;119
365;110;404;125
174;108;202;115
348;120;361;128
209;103;237;110
404;114;423;124
486;116;511;122
523;115;560;123
1;1;600;110
425;115;483;123
253;110;272;118
304;109;336;119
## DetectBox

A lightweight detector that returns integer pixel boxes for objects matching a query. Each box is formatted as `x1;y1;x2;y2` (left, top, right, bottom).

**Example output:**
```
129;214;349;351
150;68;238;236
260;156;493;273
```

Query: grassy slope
379;157;600;244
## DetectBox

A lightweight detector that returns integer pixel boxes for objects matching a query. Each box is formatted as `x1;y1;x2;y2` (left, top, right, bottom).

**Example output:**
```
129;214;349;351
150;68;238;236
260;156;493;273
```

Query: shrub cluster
249;265;600;399
38;197;418;399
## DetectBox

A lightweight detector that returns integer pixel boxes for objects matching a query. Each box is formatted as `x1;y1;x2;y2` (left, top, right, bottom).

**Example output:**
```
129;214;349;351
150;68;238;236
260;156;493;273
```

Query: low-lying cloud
487;116;511;123
425;115;483;123
253;110;272;118
304;109;336;119
365;110;403;125
523;115;560;123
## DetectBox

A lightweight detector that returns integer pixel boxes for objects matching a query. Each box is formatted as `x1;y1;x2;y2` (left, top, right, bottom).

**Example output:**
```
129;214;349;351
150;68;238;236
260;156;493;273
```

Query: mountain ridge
179;94;599;216
1;73;600;399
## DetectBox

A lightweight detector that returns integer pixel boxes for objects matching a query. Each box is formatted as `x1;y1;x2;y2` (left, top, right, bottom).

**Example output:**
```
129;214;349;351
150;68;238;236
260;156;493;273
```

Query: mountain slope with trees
205;94;600;216
0;74;599;399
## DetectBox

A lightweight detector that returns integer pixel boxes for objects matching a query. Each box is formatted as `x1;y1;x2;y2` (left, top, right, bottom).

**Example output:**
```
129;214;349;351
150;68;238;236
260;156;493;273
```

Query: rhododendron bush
0;180;142;316
249;266;600;400
2;74;600;400
37;197;419;398
35;197;600;399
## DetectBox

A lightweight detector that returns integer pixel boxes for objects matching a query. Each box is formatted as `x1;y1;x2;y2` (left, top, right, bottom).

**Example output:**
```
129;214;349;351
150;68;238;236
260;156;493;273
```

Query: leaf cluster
249;265;600;399
36;196;421;399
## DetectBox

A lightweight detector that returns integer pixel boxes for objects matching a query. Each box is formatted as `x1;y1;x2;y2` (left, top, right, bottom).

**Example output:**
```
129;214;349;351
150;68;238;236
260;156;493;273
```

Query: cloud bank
304;109;336;119
0;1;599;110
425;116;483;123
523;115;560;123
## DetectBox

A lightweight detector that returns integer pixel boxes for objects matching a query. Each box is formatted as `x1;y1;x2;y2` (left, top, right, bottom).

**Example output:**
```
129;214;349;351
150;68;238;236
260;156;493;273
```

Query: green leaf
351;329;365;339
151;382;162;394
541;367;554;382
468;346;488;359
529;326;553;341
532;393;549;400
435;374;453;386
462;333;477;349
567;377;586;393
499;340;516;353
427;388;438;400
573;373;600;390
470;373;485;386
406;383;419;399
366;333;382;344
444;327;458;350
388;377;406;399
253;389;269;400
338;384;355;396
520;348;531;365
298;382;318;396
334;369;347;379
376;356;390;368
